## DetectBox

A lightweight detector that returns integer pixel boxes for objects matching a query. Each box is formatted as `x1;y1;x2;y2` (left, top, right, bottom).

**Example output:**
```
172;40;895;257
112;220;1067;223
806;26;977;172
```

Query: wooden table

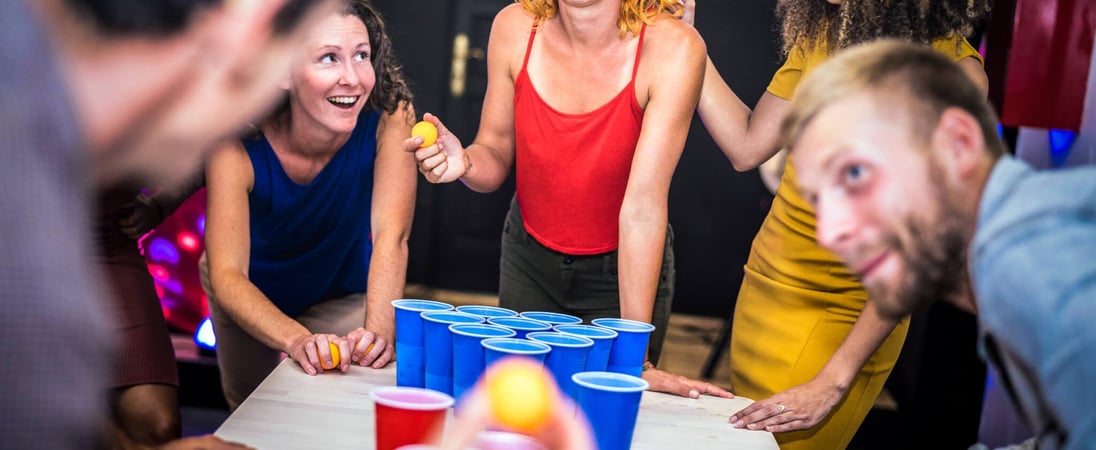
216;359;779;449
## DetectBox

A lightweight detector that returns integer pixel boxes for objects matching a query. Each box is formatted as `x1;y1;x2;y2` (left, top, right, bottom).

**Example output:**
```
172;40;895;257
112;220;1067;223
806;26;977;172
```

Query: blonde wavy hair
516;0;683;35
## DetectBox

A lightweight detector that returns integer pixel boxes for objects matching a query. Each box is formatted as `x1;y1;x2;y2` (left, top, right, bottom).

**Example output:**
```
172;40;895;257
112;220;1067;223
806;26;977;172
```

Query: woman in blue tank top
200;0;417;410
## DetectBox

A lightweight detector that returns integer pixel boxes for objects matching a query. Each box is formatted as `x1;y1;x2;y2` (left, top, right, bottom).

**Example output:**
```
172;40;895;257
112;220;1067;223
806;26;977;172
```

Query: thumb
423;112;454;138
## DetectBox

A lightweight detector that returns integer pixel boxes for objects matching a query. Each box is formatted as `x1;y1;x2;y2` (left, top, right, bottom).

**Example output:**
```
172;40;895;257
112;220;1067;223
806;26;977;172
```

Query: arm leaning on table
349;102;418;368
204;143;351;376
613;15;730;400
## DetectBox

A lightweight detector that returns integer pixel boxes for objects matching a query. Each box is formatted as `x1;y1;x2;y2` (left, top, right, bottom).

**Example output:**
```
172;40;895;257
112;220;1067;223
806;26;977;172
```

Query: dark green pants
497;198;675;365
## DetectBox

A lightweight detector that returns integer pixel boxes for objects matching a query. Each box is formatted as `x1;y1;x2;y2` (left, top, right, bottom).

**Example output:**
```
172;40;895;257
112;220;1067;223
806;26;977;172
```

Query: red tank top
513;21;646;255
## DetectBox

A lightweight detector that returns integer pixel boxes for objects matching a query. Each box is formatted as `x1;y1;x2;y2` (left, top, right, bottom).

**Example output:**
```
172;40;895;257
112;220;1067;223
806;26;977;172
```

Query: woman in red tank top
403;0;729;399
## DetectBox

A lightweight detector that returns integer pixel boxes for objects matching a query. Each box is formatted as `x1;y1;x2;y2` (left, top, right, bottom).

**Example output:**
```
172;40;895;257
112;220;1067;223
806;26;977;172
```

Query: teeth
328;96;357;105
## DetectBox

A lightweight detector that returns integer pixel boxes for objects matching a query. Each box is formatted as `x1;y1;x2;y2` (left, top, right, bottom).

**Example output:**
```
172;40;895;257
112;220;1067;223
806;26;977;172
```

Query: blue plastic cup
449;324;516;403
553;324;618;372
455;305;519;319
518;311;583;325
482;338;551;369
591;318;655;377
572;371;649;450
486;317;553;339
421;311;484;396
526;332;594;400
392;299;453;387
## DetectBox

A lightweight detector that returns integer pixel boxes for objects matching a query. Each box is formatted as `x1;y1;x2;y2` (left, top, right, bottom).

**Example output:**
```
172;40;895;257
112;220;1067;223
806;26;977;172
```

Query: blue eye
319;54;336;64
844;164;864;182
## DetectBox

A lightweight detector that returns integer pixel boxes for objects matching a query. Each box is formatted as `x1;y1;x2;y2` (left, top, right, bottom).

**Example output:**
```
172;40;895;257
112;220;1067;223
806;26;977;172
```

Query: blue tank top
245;110;380;316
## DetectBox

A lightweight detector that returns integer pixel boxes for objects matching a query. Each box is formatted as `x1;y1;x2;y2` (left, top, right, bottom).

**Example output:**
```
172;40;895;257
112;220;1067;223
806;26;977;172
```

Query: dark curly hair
775;0;991;57
267;0;413;126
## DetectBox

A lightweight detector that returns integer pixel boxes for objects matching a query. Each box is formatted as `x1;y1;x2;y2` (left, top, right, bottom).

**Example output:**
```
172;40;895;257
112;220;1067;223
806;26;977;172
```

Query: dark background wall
375;0;780;319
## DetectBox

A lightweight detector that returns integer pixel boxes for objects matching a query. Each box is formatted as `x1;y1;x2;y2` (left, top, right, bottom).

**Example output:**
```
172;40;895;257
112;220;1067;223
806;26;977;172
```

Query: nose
814;193;859;254
339;63;359;86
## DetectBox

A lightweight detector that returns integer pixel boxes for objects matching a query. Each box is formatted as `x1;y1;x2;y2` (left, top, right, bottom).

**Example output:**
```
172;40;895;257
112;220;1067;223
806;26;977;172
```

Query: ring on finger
776;403;785;413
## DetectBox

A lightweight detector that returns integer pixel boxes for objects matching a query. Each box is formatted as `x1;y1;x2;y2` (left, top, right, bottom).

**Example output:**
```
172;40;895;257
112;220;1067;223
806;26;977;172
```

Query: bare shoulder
641;14;706;78
492;3;536;39
645;14;705;52
207;139;254;188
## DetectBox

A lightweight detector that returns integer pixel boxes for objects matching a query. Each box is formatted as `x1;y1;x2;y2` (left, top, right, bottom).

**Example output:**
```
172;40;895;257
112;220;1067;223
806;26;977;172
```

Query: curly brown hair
775;0;991;57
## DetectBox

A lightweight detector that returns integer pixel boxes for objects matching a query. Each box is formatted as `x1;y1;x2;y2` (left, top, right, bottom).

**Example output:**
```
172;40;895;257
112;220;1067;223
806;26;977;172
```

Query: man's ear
933;107;986;178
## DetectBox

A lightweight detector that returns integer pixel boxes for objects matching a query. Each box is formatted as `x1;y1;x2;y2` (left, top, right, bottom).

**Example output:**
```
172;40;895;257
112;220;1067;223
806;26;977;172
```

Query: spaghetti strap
630;23;647;82
520;18;540;76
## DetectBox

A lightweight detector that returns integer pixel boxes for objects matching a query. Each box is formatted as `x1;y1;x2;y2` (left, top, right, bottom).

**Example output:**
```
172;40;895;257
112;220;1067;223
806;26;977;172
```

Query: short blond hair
516;0;683;35
781;39;1005;157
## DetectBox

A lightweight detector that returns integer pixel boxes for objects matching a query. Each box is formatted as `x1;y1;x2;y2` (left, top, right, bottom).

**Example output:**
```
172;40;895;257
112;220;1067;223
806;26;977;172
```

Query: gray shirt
1;1;114;447
972;156;1096;450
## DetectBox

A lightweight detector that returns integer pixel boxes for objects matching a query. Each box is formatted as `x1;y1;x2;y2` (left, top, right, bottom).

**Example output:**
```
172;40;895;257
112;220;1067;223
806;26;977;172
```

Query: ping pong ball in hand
412;121;438;148
321;342;341;370
486;357;555;434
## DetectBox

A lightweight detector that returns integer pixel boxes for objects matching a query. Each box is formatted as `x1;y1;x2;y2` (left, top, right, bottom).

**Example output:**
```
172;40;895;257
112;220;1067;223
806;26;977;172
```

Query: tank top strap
630;23;647;83
519;18;540;76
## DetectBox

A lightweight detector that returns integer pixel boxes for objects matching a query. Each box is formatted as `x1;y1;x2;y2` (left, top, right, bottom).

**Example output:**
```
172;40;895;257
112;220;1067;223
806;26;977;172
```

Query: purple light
197;215;206;235
147;238;180;265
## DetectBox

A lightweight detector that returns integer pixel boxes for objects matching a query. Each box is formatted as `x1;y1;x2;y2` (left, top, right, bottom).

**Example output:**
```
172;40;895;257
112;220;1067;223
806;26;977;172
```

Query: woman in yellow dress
689;1;990;448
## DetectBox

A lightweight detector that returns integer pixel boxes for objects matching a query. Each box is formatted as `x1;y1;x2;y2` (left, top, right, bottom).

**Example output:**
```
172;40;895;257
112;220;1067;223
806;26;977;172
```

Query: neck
951;154;1000;316
555;0;623;47
270;110;352;159
33;0;203;156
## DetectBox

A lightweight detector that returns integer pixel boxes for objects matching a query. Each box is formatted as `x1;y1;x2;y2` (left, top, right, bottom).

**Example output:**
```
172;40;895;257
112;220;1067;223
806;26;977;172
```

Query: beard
867;177;971;319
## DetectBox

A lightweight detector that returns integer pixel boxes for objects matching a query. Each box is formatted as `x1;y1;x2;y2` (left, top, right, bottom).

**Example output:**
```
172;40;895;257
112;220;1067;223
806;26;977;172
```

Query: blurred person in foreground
0;0;337;448
787;39;1096;450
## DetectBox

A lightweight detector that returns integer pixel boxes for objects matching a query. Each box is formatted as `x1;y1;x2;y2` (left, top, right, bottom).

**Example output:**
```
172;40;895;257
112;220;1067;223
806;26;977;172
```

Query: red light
177;232;201;252
148;265;170;281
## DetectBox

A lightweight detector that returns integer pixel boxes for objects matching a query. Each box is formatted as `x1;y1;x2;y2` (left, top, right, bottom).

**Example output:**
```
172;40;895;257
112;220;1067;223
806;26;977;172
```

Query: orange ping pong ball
321;342;341;370
486;357;555;434
412;121;438;148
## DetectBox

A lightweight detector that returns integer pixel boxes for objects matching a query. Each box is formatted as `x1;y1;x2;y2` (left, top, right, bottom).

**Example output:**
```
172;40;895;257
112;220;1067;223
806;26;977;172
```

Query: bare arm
696;56;790;171
353;102;418;368
408;5;525;192
620;20;731;400
204;143;340;375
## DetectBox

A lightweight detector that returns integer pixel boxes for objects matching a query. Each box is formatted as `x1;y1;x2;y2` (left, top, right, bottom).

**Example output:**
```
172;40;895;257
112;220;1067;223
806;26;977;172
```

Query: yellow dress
729;36;983;449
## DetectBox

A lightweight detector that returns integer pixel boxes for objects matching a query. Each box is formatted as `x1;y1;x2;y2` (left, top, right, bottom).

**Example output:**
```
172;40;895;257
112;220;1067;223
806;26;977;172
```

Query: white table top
215;359;779;449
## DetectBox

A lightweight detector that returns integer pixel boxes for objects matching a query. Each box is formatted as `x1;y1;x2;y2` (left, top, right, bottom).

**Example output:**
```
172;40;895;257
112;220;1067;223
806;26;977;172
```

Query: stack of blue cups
392;299;453;388
421;311;484;396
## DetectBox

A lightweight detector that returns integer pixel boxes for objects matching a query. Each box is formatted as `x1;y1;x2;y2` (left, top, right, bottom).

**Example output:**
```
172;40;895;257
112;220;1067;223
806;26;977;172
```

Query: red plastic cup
372;386;454;450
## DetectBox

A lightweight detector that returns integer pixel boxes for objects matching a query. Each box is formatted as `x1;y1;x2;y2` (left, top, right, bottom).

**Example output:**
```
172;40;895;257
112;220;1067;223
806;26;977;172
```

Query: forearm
459;141;511;193
697;55;784;170
616;206;667;327
211;271;311;352
363;232;408;336
814;300;902;391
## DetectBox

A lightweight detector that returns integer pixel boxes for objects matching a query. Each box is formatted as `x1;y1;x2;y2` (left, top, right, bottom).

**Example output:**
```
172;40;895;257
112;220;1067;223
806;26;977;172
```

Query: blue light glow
1048;129;1077;167
194;317;217;351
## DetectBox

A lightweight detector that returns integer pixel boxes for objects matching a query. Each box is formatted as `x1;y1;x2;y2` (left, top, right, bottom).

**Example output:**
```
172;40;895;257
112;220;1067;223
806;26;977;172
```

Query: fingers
369;338;393;369
729;401;786;430
336;337;352;372
686;381;733;399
